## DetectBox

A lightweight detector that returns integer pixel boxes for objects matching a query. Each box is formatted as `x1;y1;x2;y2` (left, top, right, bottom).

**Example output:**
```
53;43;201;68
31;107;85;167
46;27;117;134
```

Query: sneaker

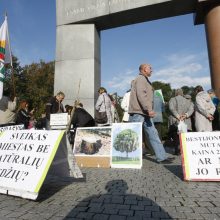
167;156;175;161
157;158;173;164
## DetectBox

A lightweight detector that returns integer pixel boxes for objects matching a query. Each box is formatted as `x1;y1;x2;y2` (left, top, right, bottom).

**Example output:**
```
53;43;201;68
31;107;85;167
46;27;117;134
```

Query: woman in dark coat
16;100;34;129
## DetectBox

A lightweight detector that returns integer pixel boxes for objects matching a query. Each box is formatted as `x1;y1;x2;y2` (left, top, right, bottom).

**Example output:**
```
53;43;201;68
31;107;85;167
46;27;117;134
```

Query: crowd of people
0;62;219;164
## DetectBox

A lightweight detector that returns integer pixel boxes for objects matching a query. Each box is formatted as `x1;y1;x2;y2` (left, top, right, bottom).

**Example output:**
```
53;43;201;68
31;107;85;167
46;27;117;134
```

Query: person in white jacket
121;89;131;122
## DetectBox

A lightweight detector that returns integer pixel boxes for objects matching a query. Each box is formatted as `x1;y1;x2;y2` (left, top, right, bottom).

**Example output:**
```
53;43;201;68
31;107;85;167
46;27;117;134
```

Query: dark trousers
168;124;179;155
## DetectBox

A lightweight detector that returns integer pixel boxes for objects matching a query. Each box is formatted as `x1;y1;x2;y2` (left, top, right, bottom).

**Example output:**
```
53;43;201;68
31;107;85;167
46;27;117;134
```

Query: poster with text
73;127;111;168
0;130;65;199
111;123;142;169
180;132;220;181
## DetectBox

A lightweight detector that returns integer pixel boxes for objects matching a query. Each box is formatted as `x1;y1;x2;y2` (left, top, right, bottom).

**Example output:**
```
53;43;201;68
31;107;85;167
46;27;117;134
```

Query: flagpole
5;13;16;99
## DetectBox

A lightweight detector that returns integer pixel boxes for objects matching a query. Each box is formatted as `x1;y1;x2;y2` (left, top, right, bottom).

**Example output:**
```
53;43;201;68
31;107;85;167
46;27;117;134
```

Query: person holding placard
45;91;65;130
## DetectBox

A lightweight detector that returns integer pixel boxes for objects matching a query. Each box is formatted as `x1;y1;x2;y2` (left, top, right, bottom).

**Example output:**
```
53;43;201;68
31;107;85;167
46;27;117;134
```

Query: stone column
204;4;220;98
54;24;101;116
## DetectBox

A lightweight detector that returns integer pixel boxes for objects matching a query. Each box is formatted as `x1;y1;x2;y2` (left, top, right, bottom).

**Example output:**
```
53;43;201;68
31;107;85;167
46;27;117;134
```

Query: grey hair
175;88;183;96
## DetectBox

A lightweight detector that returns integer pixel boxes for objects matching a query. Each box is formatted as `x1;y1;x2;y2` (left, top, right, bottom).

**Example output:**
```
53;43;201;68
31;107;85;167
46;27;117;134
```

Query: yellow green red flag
0;15;12;99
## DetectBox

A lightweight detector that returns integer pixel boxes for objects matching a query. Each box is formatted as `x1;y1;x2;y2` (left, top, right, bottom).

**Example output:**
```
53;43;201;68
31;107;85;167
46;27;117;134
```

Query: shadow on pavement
37;174;86;202
164;165;184;181
64;179;173;219
143;154;184;181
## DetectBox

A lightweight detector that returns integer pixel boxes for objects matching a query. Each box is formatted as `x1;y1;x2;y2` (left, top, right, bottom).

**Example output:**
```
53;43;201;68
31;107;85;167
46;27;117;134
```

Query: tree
20;61;55;118
5;58;55;119
113;129;139;157
152;81;173;102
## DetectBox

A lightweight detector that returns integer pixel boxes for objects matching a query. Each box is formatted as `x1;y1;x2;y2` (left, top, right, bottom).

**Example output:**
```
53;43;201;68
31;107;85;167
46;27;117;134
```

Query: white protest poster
0;130;65;200
50;113;68;129
180;132;220;181
111;123;142;169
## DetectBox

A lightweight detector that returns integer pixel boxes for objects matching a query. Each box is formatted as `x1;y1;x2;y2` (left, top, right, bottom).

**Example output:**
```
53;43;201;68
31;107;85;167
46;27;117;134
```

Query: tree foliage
113;129;139;157
5;56;54;119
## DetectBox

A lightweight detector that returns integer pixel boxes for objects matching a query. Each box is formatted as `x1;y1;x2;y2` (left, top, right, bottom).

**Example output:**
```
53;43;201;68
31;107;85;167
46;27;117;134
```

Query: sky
1;0;211;97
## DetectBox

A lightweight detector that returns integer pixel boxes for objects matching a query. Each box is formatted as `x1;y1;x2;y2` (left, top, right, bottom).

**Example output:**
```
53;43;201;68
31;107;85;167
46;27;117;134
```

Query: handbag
95;110;108;124
95;95;108;124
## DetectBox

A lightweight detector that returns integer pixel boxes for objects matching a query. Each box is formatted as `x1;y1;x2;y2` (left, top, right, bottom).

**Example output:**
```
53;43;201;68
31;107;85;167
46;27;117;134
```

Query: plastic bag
178;120;187;133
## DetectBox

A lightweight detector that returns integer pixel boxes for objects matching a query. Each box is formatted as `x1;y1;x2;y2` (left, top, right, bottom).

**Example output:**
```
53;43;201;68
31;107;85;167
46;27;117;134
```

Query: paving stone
200;213;220;220
92;213;109;220
109;215;126;220
176;206;194;213
76;211;95;219
192;207;211;214
135;210;151;218
207;207;220;214
118;209;134;216
183;212;204;219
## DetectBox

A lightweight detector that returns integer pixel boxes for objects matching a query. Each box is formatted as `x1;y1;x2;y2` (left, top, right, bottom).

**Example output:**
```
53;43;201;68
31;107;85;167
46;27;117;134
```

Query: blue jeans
129;114;167;162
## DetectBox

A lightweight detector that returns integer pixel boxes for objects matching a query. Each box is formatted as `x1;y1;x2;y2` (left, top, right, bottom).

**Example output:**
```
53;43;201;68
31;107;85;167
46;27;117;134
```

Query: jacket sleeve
196;94;215;117
136;76;153;112
169;98;179;119
185;102;194;118
95;95;103;111
121;92;129;111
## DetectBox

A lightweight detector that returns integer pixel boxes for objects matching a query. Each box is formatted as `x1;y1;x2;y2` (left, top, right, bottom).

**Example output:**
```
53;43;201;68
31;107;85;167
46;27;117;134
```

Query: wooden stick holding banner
65;79;83;178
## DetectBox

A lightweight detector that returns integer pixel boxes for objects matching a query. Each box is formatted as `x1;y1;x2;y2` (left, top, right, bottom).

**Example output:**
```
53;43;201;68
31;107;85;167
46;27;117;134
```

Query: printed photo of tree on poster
111;123;142;169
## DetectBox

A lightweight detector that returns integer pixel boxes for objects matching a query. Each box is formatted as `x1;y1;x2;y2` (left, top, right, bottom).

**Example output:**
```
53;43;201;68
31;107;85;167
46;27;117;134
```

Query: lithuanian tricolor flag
0;15;12;99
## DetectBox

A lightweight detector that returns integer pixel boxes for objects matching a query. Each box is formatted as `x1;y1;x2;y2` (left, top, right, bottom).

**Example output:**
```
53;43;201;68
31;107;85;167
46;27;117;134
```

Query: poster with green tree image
111;123;142;169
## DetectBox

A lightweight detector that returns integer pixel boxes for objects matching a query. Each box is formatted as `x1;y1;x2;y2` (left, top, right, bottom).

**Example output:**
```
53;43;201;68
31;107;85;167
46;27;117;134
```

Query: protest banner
180;132;220;181
0;130;65;200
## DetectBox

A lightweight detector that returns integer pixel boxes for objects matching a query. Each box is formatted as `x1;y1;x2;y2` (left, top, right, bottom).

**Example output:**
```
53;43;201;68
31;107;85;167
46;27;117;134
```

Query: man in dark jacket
71;102;95;128
45;91;65;129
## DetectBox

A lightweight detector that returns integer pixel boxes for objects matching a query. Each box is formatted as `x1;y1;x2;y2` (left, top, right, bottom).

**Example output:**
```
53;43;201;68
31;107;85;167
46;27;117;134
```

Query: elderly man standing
129;63;174;164
45;91;65;130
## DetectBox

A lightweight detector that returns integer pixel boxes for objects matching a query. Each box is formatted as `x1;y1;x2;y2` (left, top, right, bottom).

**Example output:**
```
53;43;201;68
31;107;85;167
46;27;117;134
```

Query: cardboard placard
50;113;68;126
111;123;142;169
180;132;220;181
0;130;65;200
